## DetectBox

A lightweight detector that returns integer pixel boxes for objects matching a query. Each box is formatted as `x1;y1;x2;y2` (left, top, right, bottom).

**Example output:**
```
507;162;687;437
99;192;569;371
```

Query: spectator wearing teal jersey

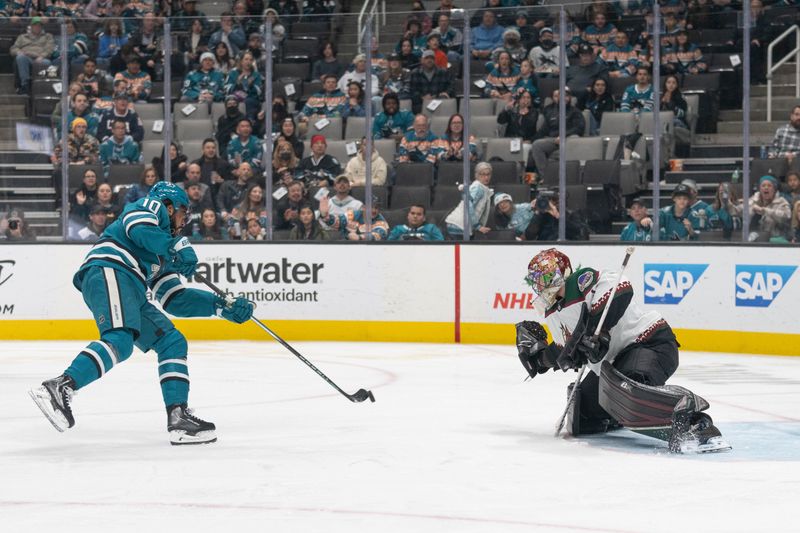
388;205;445;241
619;199;653;242
492;193;535;238
659;184;699;241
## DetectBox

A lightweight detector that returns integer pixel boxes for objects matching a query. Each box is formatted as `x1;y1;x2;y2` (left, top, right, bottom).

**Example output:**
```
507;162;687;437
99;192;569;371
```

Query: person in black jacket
527;88;586;175
216;95;246;157
497;89;539;143
577;78;615;135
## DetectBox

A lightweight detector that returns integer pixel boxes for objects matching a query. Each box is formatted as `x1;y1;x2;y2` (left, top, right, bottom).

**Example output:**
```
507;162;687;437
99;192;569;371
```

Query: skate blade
169;430;217;446
28;387;68;433
679;436;732;454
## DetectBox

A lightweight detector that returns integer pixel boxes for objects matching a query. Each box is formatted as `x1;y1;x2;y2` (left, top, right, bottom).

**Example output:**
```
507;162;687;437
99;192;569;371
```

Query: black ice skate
669;395;731;454
29;374;76;432
167;404;217;445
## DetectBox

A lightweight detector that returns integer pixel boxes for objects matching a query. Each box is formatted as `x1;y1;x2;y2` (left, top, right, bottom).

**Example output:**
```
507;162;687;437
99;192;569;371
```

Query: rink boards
0;243;797;356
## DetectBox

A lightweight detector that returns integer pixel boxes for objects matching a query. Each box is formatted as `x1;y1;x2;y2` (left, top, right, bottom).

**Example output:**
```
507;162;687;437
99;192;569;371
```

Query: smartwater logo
644;263;708;304
735;265;796;307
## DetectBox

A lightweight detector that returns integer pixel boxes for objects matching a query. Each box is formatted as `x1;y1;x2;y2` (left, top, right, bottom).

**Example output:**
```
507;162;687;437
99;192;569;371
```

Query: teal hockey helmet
148;181;189;211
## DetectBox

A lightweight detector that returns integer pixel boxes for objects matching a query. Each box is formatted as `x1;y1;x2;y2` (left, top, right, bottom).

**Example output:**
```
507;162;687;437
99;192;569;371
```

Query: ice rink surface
1;340;799;533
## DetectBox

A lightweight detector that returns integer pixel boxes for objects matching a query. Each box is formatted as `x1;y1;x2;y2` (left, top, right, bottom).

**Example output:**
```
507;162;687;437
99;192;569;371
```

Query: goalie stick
554;246;635;437
193;272;376;404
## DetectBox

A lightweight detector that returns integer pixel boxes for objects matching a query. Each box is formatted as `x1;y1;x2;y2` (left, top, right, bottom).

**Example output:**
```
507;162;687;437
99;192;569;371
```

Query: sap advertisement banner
459;245;800;337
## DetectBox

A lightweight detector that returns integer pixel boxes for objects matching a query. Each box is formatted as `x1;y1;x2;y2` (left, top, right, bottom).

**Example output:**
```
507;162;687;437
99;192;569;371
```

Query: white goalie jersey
543;267;667;375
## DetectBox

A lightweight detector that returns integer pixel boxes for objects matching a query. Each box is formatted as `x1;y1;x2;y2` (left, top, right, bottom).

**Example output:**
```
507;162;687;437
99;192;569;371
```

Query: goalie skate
29;374;76;433
167;404;217;445
669;412;732;454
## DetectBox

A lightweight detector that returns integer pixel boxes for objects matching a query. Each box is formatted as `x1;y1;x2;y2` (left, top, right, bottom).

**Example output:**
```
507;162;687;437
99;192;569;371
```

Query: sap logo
0;260;15;287
644;263;708;304
735;265;796;307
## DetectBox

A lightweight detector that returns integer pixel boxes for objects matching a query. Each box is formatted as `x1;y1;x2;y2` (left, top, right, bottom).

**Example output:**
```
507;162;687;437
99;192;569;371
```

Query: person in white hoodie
344;137;388;186
445;161;494;238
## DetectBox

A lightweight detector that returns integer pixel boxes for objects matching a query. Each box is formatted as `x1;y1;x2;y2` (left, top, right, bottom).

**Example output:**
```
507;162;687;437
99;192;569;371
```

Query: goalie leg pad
567;372;623;436
598;360;710;440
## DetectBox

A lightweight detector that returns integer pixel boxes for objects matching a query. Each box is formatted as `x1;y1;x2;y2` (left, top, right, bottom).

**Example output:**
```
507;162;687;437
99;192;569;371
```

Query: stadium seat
437;161;473;185
142;119;165;141
583;160;622;186
751;158;788;181
175;119;214;141
484;138;525;163
473;229;516;241
373;139;397;164
181;140;205;161
306;116;343;140
541;160;581;186
422;97;457;118
322;140;354;166
564;137;604;161
391;186;431;209
459;97;495;116
108;164;145;187
283;38;319;61
608;77;636;100
430;116;449;137
489;161;520;184
141;140;163;164
275;62;311;82
382;208;408;229
493;183;530;203
471;115;499;138
681;73;720;95
599;112;637;138
290;21;330;38
134;103;165;120
395;163;435;186
431;186;464;210
566;185;587;212
344;117;366;140
351;186;389;207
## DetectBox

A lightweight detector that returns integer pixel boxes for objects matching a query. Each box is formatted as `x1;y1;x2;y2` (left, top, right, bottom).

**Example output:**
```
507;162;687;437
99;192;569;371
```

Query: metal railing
766;25;800;121
358;0;385;48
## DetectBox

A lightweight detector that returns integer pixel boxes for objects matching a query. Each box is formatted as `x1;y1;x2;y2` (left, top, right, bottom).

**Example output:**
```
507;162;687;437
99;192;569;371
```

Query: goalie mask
525;248;572;310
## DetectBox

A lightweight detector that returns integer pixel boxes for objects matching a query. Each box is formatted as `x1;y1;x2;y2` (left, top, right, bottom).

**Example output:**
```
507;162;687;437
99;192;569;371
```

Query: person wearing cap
213;96;245;159
659;184;700;241
323;175;364;222
429;14;463;64
388;204;445;241
96;91;144;143
299;74;346;123
620;67;653;113
61;92;100;139
319;193;389;241
114;55;152;102
226;118;263;170
181;51;226;103
566;42;609;100
491;28;527;66
345;137;388;186
208;12;246;58
425;34;449;70
471;10;504;60
398;114;442;164
297;135;342;187
75;205;110;242
620;199;653;242
527;88;585;176
99;118;143;173
678;178;712;230
337;54;380;97
529;27;560;77
491;192;536;239
511;10;537;50
731;175;792;242
52;117;100;166
380;54;412;101
11;17;56;94
409;50;454;114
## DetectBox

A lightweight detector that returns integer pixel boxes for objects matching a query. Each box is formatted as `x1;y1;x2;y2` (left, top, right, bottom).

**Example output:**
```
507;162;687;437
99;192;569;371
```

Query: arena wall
0;244;797;356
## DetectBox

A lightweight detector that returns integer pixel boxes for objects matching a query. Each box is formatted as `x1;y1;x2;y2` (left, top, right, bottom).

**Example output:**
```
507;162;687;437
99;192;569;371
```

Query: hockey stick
192;272;376;404
554;246;635;437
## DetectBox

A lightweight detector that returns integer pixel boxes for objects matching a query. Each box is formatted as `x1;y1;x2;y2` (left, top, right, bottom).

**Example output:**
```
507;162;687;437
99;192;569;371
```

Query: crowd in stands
2;0;800;242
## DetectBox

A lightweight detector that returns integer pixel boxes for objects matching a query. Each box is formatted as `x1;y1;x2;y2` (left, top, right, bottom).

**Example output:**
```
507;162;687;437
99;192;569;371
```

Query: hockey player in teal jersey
29;182;254;445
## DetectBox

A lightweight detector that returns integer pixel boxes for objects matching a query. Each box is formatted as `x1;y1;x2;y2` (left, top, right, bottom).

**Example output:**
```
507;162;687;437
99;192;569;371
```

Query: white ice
1;340;799;533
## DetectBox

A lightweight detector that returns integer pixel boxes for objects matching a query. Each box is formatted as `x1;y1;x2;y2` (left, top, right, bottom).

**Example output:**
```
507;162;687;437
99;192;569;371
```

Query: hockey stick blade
350;389;376;403
192;271;376;405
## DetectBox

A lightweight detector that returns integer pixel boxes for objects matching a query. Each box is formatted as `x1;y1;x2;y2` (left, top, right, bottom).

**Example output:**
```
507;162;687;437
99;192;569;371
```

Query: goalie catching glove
515;321;551;379
214;297;255;324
